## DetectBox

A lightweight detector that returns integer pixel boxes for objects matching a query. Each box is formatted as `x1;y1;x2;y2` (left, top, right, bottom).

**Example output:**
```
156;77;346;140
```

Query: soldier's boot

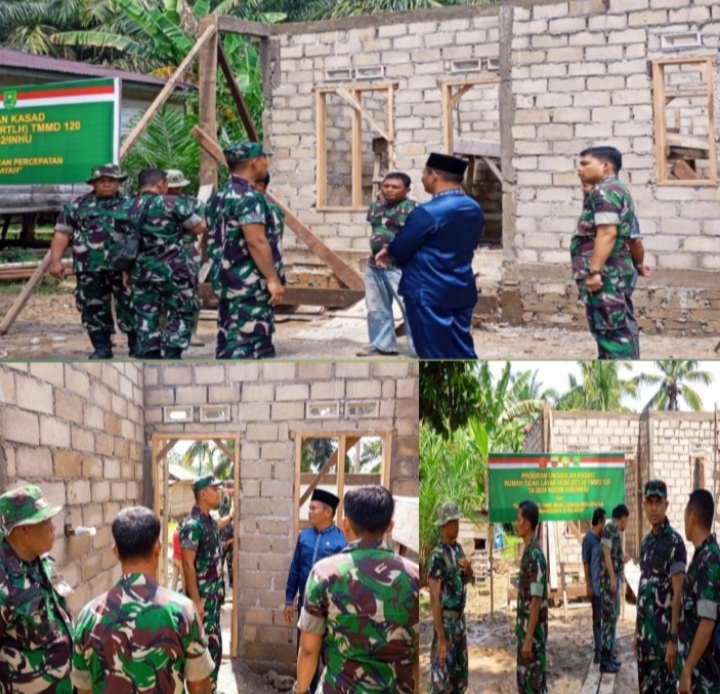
142;349;163;359
600;649;620;674
88;332;113;360
127;331;139;358
593;625;601;663
164;346;183;360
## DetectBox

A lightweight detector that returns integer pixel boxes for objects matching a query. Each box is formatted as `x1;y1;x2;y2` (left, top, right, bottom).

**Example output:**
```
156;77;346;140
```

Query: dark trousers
404;300;477;359
591;595;602;657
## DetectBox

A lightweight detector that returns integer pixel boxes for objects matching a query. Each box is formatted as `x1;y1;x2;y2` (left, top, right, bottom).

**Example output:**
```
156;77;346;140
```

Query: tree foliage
555;361;638;412
632;360;713;412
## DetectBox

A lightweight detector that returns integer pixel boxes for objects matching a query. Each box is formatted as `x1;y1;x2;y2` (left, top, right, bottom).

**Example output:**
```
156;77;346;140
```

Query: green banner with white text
0;78;120;185
488;452;625;522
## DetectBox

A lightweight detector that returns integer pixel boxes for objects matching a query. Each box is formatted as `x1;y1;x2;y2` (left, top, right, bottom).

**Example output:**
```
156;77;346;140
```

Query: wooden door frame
151;432;241;658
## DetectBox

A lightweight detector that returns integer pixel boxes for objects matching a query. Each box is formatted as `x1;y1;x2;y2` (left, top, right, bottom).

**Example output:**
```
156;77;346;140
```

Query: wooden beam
121;23;217;159
335;86;392;142
198;15;219;191
217;15;273;37
212;439;234;461
671;159;699;180
217;41;258;142
441;82;452;154
191;126;365;291
0;253;50;334
157;439;177;463
351;89;363;208
652;61;668;183
316;90;327;208
231;435;240;659
481;155;504;184
450;83;474;106
278;287;365;308
387;85;395;171
704;58;717;184
336;435;348;525
299;436;361;506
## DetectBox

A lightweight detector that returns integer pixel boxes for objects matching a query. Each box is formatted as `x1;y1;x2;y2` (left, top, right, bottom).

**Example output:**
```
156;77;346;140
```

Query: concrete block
29;362;64;388
111;482;127;501
2;408;40;445
160;366;193;386
175;386;208;405
246;423;279;442
95;433;115;457
297;362;334;380
260;363;297;381
15;375;54;415
16;446;53;477
270;402;305;420
68;479;92;504
39;416;71;448
64;367;90;399
275;384;310;402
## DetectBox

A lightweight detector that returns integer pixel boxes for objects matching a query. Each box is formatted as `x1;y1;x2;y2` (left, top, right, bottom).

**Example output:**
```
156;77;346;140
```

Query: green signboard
488;452;625;522
0;78;120;186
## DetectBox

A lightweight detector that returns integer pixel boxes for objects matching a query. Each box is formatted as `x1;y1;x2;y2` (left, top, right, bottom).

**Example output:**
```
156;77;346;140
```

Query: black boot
593;625;601;664
127;331;139;358
163;346;183;360
88;332;113;360
141;349;163;360
600;649;620;673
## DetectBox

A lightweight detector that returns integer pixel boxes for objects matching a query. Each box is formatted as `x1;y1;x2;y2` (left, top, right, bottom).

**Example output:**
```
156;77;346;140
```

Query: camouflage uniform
298;538;419;693
55;190;135;344
427;541;469;693
516;535;548;694
71;572;214;693
636;516;687;692
126;191;204;357
364;198;418;354
677;533;720;693
570;174;638;359
180;502;224;690
266;198;286;283
599;519;624;655
0;486;74;694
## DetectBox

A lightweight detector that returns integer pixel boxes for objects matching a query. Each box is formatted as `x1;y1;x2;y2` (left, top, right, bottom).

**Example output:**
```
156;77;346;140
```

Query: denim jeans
364;264;414;354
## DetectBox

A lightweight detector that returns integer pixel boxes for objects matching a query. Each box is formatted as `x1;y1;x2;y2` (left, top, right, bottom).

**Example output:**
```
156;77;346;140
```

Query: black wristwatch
669;633;678;645
587;268;602;277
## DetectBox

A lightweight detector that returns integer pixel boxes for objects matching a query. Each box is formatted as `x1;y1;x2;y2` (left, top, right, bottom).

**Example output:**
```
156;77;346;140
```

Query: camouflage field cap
645;479;668;499
166;169;191;188
86;163;127;184
0;485;62;537
436;501;462;526
223;141;273;164
192;475;223;494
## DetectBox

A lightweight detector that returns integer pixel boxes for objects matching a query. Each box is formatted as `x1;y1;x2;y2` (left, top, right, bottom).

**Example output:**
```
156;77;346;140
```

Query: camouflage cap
0;485;62;537
166;169;191;188
86;163;127;184
192;475;222;494
435;501;462;526
644;479;667;499
223;141;273;164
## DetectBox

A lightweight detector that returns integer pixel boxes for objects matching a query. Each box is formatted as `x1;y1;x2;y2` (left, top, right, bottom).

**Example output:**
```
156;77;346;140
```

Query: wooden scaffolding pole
198;14;219;191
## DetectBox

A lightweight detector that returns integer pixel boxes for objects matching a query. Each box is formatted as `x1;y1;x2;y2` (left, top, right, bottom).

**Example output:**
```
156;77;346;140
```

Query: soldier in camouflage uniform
254;172;286;286
50;164;137;359
599;504;630;673
295;486;419;694
123;168;206;359
0;485;74;693
357;172;418;357
206;142;285;360
634;479;687;692
180;476;234;692
571;146;638;360
678;489;720;694
72;506;214;694
427;501;473;693
515;500;548;694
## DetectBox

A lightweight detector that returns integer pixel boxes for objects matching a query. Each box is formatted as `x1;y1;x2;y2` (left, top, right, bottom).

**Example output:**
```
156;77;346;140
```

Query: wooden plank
121;23;216;159
441;83;452;154
455;138;502;158
666;132;710;152
198;15;219;192
217;41;258;142
279;287;364;308
336;435;348;525
351;89;363;208
387;85;395;172
579;659;601;694
316;83;395;94
704;59;717;184
316;90;327;208
0;253;51;334
157;439;177;463
671;160;699;180
597;672;616;694
231;435;240;658
216;15;273;37
481;155;504;184
450;82;475;105
191;125;365;291
652;61;668;182
440;76;501;88
565;520;584;544
334;86;392;142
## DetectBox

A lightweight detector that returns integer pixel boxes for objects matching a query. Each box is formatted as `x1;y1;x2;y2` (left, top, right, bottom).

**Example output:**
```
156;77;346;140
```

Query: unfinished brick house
256;0;720;333
0;360;418;672
520;404;720;595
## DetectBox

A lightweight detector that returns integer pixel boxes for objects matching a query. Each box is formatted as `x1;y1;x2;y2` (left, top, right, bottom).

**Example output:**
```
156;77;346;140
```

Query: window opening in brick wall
692;455;706;490
152;434;241;658
440;76;502;247
652;57;717;186
315;83;396;210
293;431;393;535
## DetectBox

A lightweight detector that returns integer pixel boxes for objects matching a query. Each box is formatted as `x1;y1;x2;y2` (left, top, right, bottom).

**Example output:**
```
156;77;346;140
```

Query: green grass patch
0;280;71;296
0;248;38;263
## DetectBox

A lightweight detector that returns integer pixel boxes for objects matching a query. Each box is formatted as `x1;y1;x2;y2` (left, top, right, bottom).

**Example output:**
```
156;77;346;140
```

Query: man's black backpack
109;195;151;271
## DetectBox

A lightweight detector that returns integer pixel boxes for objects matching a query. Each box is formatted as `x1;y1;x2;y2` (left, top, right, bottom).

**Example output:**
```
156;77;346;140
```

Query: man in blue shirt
285;489;346;690
375;152;484;359
582;507;607;664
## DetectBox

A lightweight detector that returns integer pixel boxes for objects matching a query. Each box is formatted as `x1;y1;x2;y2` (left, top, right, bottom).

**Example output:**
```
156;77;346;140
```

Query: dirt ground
420;583;639;694
0;291;717;360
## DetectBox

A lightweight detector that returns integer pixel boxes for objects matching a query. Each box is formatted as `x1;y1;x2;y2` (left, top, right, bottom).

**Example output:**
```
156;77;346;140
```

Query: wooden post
231;436;241;658
351;89;363;208
387;85;395;171
217;41;258;142
441;83;453;154
489;520;494;625
561;562;568;621
316;90;327;208
198;14;219;191
652;61;667;183
704;59;717;184
336;435;348;526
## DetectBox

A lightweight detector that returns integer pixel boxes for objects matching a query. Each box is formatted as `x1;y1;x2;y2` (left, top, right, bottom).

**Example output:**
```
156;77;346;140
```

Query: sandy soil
1;292;716;360
420;582;639;694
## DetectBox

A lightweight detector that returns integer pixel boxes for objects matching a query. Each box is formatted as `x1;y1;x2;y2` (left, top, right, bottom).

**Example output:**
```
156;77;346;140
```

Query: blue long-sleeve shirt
285;523;346;606
582;529;602;596
388;188;484;309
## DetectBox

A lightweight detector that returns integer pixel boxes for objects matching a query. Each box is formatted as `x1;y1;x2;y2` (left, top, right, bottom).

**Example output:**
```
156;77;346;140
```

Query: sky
487;360;720;412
